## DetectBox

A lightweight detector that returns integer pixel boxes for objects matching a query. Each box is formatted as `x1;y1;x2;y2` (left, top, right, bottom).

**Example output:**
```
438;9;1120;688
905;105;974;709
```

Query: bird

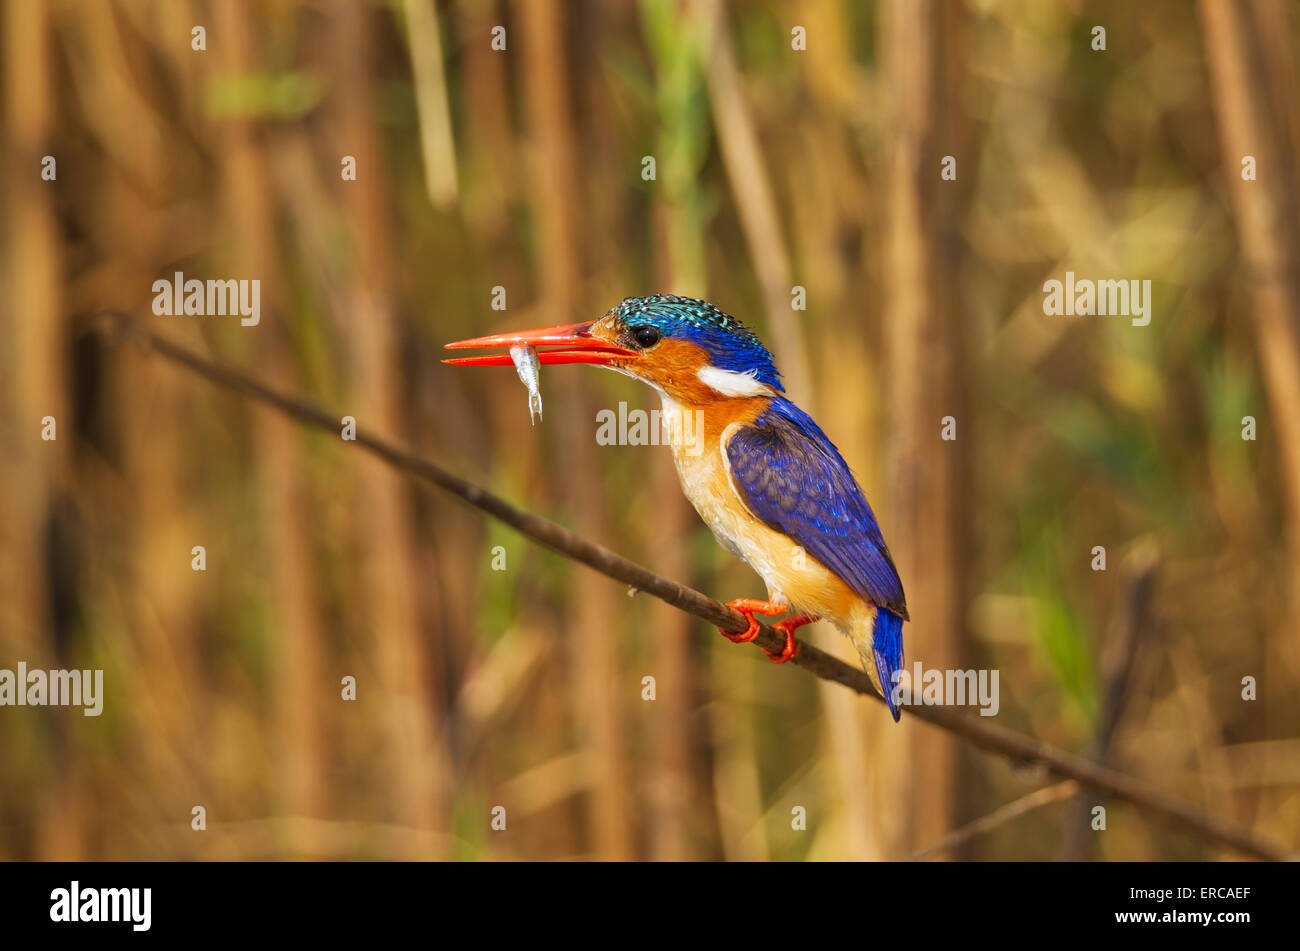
445;294;909;720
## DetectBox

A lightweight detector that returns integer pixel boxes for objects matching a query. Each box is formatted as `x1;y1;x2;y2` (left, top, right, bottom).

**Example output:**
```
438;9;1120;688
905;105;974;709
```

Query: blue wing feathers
725;398;908;618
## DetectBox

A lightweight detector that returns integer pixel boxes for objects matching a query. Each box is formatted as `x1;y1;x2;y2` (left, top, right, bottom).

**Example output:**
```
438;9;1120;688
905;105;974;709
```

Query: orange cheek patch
637;339;725;403
650;338;709;379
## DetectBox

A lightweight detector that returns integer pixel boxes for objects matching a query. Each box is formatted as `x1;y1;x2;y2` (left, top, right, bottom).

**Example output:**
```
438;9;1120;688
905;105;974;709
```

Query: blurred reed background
2;0;1299;861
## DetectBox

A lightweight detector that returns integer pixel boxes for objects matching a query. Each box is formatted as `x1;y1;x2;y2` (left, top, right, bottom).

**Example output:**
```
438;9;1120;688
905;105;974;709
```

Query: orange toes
716;598;784;644
717;601;814;663
726;598;788;616
761;628;800;663
763;613;817;664
717;612;758;643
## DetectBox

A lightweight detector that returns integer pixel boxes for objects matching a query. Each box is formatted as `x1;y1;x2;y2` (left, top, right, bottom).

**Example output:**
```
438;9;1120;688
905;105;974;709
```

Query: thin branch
91;311;1294;862
1060;538;1160;860
909;780;1080;862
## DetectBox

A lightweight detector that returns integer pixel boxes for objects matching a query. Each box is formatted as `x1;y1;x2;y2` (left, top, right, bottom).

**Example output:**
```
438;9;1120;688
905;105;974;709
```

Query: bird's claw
763;616;809;664
716;598;774;643
717;600;812;664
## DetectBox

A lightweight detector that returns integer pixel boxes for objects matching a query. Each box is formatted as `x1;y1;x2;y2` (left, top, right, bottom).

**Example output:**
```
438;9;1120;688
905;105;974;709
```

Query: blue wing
725;398;907;618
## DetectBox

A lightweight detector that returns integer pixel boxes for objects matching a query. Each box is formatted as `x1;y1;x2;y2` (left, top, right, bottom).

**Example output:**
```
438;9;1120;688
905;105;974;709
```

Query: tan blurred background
1;0;1298;860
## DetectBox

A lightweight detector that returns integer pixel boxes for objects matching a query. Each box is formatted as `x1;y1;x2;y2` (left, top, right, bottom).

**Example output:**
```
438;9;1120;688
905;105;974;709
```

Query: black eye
632;325;661;348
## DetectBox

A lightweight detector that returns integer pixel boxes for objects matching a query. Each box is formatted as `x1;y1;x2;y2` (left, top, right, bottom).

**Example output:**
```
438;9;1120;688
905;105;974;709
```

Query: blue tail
872;608;905;722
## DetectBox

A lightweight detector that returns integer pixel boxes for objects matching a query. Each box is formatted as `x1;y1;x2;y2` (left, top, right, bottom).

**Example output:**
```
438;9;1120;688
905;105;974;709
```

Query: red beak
443;321;636;367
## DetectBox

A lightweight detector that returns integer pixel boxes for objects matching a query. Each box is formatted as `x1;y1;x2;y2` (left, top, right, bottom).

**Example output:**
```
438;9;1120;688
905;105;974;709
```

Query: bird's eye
632;325;661;348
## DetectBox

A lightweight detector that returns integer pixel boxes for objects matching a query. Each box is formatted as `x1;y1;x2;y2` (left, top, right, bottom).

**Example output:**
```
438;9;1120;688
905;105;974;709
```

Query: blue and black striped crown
613;295;783;391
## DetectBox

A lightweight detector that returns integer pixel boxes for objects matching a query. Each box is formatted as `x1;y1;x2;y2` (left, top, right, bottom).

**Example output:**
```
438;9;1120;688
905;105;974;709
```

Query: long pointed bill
443;321;635;366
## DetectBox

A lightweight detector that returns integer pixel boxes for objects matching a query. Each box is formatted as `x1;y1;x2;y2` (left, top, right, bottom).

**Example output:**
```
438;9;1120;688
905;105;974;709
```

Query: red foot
716;598;784;643
767;613;818;664
717;600;816;665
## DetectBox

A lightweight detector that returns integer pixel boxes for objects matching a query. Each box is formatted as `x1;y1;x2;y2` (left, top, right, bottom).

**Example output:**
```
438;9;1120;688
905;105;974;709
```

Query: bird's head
444;294;782;403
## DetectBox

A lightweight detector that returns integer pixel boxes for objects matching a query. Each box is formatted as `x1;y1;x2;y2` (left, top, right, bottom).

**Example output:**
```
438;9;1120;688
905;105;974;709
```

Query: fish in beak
442;321;636;367
509;345;544;425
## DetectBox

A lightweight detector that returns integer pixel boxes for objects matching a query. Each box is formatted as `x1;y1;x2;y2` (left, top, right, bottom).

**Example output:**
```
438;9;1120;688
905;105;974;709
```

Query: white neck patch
696;364;773;398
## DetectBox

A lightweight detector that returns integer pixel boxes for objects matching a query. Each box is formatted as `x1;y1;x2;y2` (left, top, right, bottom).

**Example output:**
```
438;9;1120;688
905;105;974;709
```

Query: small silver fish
510;344;543;425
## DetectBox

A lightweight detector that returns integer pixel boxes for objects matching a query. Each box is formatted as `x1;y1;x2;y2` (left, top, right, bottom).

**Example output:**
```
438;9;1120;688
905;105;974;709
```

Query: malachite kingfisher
445;295;909;720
